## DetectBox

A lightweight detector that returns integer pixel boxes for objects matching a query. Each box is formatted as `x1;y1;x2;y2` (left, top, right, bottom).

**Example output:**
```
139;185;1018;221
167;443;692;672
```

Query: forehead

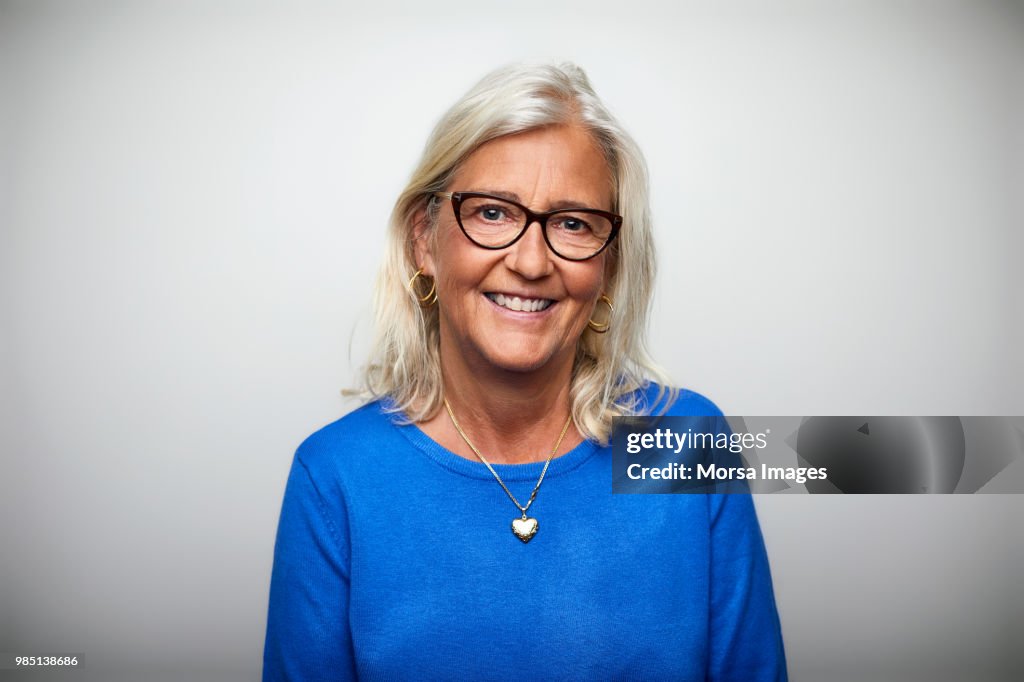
450;124;614;210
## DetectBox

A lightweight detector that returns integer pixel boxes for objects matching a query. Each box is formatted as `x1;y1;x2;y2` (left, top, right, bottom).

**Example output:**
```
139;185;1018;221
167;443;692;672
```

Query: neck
424;336;582;465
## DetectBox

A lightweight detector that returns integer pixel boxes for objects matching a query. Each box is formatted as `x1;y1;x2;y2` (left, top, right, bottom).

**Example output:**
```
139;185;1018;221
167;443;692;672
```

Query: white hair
352;61;675;444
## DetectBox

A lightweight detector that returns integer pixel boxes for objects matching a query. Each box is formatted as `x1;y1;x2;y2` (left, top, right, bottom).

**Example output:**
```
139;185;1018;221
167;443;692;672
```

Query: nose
504;219;555;279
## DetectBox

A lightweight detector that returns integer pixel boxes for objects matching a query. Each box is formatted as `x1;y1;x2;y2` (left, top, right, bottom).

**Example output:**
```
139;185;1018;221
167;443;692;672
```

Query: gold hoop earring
587;294;614;333
408;268;438;307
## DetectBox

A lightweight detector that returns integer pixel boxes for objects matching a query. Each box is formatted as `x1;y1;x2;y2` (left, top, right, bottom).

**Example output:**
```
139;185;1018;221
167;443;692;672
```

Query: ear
411;204;437;277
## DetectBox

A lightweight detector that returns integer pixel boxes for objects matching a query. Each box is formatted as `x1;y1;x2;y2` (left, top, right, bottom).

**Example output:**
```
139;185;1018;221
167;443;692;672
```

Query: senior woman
263;62;786;680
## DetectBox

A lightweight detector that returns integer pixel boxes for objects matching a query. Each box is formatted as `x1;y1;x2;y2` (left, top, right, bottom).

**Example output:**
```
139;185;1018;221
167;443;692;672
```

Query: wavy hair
354;61;675;444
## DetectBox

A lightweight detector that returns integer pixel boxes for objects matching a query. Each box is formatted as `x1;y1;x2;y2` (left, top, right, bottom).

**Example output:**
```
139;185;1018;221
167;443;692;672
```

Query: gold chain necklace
443;398;573;543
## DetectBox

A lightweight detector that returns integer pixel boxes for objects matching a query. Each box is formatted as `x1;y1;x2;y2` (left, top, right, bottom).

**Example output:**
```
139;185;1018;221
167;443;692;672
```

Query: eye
477;205;509;222
552;215;593;234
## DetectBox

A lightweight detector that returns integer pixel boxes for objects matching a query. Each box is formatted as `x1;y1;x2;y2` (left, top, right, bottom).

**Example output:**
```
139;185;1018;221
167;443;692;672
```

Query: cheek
431;229;469;290
566;261;606;300
432;244;490;306
435;265;468;309
560;268;605;336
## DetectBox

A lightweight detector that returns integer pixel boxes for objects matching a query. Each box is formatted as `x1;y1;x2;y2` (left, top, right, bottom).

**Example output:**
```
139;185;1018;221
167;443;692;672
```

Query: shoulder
292;400;396;476
635;382;726;418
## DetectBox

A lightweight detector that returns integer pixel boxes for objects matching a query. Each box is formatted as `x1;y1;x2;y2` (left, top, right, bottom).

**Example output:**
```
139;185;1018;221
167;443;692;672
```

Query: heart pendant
511;516;539;543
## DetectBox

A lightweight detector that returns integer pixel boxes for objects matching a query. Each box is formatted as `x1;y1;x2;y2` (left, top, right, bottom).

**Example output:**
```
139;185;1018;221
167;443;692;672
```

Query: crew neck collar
391;411;601;482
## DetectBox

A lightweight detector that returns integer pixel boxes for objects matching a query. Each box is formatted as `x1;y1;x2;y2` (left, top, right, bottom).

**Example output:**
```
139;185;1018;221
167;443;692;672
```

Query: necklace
443;398;573;543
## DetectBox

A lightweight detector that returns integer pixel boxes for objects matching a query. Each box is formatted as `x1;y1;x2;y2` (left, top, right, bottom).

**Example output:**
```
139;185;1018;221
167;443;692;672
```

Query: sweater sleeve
263;448;355;681
706;414;788;681
661;391;787;680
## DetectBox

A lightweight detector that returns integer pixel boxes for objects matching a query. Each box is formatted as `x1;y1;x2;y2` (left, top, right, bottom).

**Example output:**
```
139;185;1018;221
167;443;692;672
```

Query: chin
489;355;552;374
482;345;560;374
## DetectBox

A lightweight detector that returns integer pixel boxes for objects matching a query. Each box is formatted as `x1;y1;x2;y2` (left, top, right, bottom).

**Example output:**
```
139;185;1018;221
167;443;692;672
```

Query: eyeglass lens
457;196;613;260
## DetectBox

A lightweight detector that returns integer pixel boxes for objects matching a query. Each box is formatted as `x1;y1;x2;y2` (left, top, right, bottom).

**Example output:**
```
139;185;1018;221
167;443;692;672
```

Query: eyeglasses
433;191;622;261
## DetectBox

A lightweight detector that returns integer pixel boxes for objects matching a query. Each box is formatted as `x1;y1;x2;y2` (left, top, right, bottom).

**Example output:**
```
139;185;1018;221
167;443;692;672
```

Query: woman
263;62;786;681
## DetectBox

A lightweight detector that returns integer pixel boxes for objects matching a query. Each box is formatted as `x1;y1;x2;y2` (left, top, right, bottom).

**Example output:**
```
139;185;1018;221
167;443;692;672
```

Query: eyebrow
464;188;607;211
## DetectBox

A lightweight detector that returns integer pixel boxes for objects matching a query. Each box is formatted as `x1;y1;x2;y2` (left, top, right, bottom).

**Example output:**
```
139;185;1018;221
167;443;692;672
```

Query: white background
2;1;1022;680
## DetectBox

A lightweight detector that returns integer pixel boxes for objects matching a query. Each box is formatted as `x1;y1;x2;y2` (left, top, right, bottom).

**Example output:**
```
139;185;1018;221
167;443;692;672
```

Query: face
415;124;614;376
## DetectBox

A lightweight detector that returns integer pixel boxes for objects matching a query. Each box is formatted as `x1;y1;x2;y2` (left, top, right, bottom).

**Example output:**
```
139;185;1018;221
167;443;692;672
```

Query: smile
484;293;554;313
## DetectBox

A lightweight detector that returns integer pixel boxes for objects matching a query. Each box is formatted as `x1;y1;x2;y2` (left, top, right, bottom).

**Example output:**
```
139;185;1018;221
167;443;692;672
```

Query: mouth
484;292;555;313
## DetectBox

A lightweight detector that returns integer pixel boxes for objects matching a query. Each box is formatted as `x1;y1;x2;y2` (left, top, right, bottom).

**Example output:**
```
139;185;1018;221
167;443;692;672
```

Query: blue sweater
263;387;787;681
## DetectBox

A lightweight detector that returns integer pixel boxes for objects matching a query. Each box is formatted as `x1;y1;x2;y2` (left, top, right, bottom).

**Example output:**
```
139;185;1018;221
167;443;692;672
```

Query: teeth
487;293;552;312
